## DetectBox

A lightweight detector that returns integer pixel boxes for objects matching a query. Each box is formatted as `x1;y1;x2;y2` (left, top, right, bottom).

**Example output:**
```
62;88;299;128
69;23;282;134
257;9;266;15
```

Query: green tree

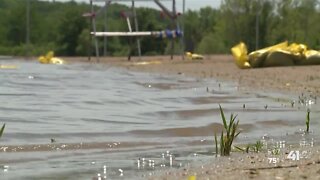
219;0;275;51
267;0;320;48
56;5;88;55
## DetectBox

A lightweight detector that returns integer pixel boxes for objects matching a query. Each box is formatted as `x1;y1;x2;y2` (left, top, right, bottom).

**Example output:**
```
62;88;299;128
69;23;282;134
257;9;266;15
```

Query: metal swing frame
87;0;185;61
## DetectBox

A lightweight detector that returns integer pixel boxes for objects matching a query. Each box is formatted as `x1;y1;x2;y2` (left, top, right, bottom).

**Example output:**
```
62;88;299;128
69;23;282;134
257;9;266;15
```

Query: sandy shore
63;55;320;180
150;148;320;180
65;55;320;97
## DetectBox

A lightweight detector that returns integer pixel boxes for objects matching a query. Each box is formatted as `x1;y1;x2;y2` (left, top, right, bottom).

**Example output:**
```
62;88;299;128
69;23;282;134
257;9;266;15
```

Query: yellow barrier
231;42;320;68
231;42;250;68
0;65;18;69
38;51;65;65
186;52;204;60
133;61;162;65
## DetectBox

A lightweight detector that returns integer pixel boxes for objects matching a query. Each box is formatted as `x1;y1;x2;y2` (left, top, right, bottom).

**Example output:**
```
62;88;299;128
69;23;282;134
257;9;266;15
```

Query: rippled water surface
0;59;319;179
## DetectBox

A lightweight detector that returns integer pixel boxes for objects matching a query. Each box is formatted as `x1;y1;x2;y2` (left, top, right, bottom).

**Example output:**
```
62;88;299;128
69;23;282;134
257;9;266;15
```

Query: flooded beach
0;59;319;179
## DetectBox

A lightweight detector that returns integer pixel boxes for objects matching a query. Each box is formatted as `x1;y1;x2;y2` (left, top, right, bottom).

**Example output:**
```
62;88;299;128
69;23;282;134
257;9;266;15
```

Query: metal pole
91;1;100;62
255;13;259;50
26;0;30;59
170;0;176;60
255;2;260;50
103;0;108;56
181;0;185;60
89;0;93;61
132;0;142;59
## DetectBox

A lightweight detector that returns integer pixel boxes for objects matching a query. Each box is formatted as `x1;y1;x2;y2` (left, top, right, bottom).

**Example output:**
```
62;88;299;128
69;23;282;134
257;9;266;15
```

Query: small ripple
82;101;104;105
5;132;129;140
142;108;219;119
8;81;57;88
0;141;162;153
0;93;36;96
0;117;43;124
0;107;52;112
81;118;150;125
134;82;179;90
185;96;237;104
129;123;254;137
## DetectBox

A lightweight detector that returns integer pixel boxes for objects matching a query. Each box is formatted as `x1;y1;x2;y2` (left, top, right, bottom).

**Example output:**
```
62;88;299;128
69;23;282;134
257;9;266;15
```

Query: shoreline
7;55;320;179
63;55;320;97
61;55;320;179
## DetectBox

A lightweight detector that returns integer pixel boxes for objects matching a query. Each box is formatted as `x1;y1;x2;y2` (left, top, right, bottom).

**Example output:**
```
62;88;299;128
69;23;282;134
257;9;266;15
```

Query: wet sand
65;55;320;96
150;149;320;180
63;55;320;180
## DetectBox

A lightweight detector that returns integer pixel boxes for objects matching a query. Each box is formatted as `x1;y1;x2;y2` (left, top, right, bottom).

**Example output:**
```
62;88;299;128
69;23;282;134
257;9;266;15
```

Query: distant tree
0;0;319;56
268;0;320;48
56;6;88;55
196;32;226;54
183;10;201;52
5;2;27;46
219;0;275;51
136;7;168;55
76;29;90;56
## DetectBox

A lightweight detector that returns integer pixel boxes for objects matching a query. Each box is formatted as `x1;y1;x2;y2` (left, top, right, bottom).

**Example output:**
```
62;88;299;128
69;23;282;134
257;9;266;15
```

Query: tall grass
0;124;5;139
214;105;241;156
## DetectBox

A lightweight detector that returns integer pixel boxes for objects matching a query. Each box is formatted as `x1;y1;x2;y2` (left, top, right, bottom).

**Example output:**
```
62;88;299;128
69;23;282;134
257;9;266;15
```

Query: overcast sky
49;0;221;10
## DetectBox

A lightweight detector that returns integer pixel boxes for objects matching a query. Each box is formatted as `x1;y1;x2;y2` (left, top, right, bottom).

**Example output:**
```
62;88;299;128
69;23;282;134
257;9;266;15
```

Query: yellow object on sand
186;52;204;60
231;42;320;68
38;51;65;65
0;64;18;69
231;42;250;68
133;61;162;65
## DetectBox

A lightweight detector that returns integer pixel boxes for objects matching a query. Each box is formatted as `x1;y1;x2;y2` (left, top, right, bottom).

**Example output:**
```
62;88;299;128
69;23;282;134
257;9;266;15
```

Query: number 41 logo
287;151;300;161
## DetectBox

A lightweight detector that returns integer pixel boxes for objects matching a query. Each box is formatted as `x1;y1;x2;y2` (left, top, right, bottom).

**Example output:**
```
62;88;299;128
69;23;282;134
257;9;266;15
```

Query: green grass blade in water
219;104;228;131
306;109;310;133
214;133;218;157
0;124;5;138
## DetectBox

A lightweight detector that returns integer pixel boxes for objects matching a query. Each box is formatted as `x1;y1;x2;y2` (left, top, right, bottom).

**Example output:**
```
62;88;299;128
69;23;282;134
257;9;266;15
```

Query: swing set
84;0;186;61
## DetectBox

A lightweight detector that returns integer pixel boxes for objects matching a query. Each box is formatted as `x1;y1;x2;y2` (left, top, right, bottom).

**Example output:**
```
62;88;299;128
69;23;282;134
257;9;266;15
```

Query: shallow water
0;59;319;179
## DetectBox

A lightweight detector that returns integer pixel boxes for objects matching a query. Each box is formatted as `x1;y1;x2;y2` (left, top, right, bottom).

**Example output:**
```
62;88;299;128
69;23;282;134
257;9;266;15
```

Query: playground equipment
231;42;320;68
86;0;185;61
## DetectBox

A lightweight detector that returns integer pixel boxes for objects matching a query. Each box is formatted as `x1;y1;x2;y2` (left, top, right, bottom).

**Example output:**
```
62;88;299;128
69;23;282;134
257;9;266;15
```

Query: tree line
0;0;319;57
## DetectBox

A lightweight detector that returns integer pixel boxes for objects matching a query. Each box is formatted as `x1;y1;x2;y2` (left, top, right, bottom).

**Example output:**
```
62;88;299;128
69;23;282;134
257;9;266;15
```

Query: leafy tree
0;0;319;56
197;32;226;54
56;6;88;55
219;0;275;51
268;0;320;48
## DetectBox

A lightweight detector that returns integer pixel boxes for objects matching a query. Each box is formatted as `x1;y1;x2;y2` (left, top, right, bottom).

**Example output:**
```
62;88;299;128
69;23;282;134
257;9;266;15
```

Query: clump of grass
235;140;263;153
252;140;263;152
0;124;5;139
235;144;250;153
214;105;241;156
306;109;310;133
